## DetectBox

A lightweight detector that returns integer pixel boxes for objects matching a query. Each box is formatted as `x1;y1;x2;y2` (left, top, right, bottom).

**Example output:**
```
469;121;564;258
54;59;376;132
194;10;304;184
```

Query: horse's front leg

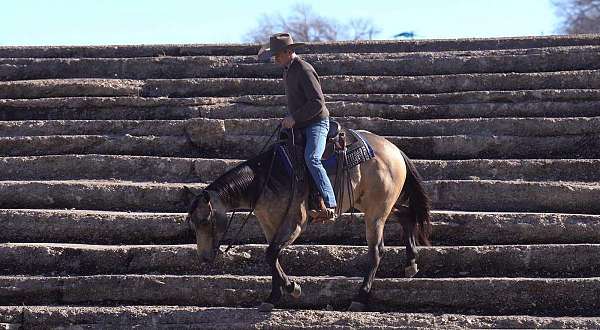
259;245;301;311
258;213;305;312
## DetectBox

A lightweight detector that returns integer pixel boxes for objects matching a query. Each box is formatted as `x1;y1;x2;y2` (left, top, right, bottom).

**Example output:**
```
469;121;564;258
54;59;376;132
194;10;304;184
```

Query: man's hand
282;116;295;129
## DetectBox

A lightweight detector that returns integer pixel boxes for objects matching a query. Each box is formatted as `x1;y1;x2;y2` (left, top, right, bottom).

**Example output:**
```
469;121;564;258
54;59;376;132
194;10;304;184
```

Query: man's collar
284;53;298;71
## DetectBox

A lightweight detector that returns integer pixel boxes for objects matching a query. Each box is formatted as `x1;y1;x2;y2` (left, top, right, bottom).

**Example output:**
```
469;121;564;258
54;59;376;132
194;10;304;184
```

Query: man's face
274;48;293;66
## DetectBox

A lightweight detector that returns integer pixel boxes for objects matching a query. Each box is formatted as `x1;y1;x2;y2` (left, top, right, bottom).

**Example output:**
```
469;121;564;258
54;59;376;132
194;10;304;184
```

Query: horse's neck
210;190;252;211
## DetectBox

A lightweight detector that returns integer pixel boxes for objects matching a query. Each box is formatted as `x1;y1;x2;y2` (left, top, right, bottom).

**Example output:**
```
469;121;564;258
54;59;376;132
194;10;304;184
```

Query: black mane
205;146;289;208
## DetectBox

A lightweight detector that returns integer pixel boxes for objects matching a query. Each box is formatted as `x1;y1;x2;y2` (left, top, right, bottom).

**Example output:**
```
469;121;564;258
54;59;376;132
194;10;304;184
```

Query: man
258;32;336;222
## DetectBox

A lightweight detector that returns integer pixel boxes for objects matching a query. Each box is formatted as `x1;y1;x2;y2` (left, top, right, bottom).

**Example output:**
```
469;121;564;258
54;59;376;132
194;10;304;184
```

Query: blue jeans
303;118;337;208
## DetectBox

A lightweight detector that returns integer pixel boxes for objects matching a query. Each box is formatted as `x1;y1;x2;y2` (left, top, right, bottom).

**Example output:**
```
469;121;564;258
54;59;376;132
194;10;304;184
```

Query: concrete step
143;71;600;97
0;119;188;137
3;155;599;183
3;46;600;80
0;79;142;99
200;101;600;121
2;117;599;138
4;306;600;329
186;130;600;159
388;134;600;159
2;209;599;246
1;71;599;99
2;99;600;122
0;179;597;214
1;133;598;159
0;274;598;315
1;35;599;58
2;89;599;112
1;243;599;278
0;135;201;157
189;117;600;138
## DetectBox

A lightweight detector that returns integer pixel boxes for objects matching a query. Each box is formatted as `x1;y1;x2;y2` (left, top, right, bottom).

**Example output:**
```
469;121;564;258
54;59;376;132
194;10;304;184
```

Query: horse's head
184;188;228;264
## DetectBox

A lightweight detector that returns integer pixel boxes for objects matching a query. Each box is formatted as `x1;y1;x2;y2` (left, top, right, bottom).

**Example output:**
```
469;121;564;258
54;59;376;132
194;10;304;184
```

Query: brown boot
309;197;336;223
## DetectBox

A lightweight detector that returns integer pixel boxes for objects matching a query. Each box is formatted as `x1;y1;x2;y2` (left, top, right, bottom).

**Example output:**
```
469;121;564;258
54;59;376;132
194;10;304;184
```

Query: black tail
397;151;432;246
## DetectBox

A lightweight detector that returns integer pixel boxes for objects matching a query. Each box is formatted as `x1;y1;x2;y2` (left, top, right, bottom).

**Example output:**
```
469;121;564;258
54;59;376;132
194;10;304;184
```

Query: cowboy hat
257;33;305;62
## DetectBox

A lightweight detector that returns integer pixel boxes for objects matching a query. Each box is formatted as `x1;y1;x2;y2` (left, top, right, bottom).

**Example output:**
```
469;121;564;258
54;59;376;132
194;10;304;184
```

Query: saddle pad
343;129;375;169
275;144;295;177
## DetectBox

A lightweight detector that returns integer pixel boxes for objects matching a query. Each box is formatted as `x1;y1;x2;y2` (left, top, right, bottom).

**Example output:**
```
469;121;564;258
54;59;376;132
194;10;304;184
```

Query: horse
184;127;432;312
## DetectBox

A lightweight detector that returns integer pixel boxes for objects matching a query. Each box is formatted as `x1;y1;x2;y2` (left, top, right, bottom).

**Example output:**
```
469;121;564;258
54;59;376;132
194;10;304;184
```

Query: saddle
275;119;375;218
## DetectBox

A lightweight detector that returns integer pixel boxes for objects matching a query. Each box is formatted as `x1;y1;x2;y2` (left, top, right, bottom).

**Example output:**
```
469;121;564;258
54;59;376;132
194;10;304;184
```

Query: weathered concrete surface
426;180;600;214
2;89;600;110
0;180;206;212
1;34;599;58
2;46;600;80
1;209;599;246
0;275;600;315
2;155;599;183
0;155;230;182
0;79;142;99
185;130;600;159
143;71;600;97
0;179;598;213
0;119;188;136
3;133;598;159
2;90;600;121
0;105;202;121
200;100;600;121
182;117;600;138
2;71;598;99
1;243;599;278
3;117;599;138
389;134;600;159
1;306;598;329
0;308;21;324
416;159;600;182
4;99;600;122
0;135;201;157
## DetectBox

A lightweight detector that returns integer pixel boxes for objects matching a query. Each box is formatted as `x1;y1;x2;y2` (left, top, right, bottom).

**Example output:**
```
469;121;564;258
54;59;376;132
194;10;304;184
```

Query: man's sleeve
292;69;326;124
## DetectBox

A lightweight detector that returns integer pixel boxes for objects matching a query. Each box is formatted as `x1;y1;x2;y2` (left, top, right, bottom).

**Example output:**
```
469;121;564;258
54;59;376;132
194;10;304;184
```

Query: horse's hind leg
348;214;386;312
399;211;419;278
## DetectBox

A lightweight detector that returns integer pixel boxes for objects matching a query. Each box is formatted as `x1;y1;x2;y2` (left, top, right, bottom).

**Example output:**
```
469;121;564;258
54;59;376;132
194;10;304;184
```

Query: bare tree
553;0;600;34
244;3;380;43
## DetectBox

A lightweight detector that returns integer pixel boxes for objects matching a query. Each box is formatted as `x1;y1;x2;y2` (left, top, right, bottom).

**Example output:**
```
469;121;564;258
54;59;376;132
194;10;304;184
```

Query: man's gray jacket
284;56;329;128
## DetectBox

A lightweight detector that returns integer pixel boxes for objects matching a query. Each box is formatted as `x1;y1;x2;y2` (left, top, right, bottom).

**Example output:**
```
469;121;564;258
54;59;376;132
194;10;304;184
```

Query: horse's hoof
257;302;275;312
405;261;419;278
290;281;302;299
347;301;366;312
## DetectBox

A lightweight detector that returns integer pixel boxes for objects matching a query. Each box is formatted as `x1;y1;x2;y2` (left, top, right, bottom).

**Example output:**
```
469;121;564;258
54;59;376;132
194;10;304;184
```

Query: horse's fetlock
356;289;371;304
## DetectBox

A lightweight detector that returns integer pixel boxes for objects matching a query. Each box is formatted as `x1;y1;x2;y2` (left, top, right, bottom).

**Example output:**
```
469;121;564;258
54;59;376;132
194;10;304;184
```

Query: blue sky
1;0;559;46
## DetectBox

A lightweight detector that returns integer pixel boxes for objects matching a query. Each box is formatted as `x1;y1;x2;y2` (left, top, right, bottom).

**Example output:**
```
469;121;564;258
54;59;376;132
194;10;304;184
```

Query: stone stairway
1;35;600;329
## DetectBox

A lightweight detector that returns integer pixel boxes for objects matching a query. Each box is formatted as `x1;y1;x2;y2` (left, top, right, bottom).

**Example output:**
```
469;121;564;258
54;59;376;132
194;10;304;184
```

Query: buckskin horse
184;123;432;312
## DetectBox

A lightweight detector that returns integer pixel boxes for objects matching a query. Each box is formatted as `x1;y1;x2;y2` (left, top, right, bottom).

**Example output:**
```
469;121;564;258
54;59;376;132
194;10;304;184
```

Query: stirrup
309;208;336;223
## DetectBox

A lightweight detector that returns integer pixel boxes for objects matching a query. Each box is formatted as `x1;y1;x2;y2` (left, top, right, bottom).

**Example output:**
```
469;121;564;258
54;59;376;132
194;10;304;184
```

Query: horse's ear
182;186;197;206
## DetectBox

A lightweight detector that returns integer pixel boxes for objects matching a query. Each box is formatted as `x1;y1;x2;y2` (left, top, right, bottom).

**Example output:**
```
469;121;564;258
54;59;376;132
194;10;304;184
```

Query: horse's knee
368;244;384;264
